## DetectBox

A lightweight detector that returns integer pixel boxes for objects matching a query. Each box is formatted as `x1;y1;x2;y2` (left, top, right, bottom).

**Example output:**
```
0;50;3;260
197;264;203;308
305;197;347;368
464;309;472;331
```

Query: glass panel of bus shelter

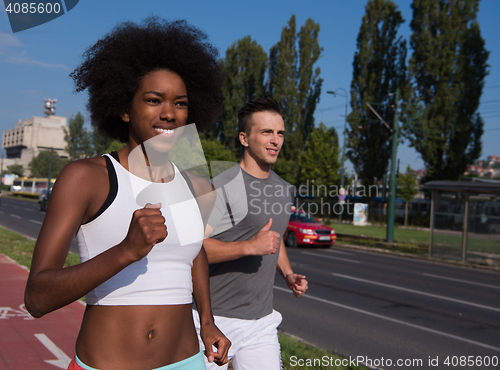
432;191;464;261
466;193;500;268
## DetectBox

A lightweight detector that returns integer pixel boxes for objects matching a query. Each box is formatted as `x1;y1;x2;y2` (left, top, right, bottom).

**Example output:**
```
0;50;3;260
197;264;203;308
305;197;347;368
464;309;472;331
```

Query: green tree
64;112;92;160
6;164;24;177
268;15;323;185
91;126;114;156
105;140;127;153
300;123;340;189
29;151;68;178
217;36;267;153
397;165;419;226
201;138;239;178
201;138;237;164
347;0;408;189
405;0;489;181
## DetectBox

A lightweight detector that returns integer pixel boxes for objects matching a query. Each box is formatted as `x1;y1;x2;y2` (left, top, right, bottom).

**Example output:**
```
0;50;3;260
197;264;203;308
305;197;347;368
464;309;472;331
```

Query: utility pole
386;89;400;243
327;89;348;224
47;148;53;200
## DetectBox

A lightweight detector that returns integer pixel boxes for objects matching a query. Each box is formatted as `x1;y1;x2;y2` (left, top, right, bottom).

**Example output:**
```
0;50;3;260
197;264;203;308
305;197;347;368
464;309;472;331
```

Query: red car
285;210;336;248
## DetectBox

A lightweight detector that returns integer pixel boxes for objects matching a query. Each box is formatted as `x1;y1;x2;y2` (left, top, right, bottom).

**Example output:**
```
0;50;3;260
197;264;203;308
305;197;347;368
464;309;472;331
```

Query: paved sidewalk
0;254;85;370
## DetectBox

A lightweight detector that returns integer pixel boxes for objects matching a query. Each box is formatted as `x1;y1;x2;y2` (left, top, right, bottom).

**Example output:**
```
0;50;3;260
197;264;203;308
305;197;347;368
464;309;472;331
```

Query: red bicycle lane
0;254;85;370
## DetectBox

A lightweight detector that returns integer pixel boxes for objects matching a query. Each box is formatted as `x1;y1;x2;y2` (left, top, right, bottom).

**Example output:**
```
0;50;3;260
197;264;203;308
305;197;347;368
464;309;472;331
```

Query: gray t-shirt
207;165;294;319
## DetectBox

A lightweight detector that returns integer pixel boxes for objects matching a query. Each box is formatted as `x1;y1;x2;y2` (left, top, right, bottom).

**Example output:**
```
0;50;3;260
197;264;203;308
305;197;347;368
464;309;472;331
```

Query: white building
2;115;68;177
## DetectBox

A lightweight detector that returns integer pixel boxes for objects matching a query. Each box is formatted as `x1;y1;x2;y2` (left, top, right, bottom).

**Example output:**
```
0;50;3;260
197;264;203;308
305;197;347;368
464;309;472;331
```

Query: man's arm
203;218;279;264
276;238;308;298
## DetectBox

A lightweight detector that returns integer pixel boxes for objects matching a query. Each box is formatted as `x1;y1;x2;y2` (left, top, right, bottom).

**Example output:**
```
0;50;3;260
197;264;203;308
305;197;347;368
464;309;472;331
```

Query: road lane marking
274;286;500;352
302;252;360;264
10;214;21;219
333;273;500;312
35;333;71;369
30;219;43;225
324;249;356;256
423;273;500;290
0;305;34;320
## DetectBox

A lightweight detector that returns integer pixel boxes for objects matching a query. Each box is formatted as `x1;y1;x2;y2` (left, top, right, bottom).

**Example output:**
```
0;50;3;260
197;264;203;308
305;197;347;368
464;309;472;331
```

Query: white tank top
76;154;204;305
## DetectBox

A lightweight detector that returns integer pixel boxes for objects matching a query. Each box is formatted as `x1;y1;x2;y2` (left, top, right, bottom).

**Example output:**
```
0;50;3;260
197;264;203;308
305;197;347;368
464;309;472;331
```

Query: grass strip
278;333;367;370
0;227;80;269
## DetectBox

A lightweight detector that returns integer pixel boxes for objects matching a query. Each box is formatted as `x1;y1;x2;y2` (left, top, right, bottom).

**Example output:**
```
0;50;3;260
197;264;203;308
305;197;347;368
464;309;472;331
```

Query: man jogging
194;96;308;369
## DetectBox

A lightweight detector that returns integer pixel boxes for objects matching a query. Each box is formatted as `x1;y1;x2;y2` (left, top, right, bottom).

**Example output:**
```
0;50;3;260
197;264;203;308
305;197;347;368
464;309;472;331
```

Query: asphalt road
2;196;499;369
274;246;500;369
0;196;78;253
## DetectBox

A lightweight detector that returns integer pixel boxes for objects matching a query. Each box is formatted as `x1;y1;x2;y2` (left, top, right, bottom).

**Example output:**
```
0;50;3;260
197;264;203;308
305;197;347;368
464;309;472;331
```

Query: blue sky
1;0;499;173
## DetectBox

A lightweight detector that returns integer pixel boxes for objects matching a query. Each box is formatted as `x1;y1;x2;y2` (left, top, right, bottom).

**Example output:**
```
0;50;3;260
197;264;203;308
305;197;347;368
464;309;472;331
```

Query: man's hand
247;218;280;256
285;273;308;297
200;322;231;366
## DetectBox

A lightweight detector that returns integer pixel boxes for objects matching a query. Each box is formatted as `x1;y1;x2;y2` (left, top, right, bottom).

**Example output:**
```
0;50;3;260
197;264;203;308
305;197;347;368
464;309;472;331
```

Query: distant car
285;210;336;248
38;190;49;212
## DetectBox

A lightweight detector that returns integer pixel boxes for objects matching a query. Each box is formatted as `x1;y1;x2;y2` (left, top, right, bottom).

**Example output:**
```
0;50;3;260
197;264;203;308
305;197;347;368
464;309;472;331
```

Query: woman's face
122;69;188;149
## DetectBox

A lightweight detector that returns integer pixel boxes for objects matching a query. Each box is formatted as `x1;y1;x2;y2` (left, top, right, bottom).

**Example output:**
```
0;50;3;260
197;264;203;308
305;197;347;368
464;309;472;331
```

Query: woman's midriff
75;304;199;370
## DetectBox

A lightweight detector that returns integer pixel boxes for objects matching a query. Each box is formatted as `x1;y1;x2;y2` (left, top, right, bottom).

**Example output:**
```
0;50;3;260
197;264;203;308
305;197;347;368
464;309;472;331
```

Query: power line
479;108;500;112
317;104;346;113
480;99;500;104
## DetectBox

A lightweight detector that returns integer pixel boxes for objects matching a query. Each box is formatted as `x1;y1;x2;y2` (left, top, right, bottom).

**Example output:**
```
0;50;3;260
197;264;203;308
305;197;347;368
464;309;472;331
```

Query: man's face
240;111;285;166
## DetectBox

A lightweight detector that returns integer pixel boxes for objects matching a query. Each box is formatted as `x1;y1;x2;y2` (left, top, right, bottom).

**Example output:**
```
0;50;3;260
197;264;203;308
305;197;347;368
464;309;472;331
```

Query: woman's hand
119;203;168;262
200;321;231;366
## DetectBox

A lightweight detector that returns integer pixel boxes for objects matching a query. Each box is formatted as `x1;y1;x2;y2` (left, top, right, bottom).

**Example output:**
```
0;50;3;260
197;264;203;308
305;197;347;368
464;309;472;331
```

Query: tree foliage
397;165;419;202
64;112;92;160
405;0;489;181
29;150;68;178
91;126;114;156
268;15;323;184
6;164;24;177
201;138;237;164
216;36;267;153
347;0;408;188
105;140;127;154
300;123;340;186
397;165;419;226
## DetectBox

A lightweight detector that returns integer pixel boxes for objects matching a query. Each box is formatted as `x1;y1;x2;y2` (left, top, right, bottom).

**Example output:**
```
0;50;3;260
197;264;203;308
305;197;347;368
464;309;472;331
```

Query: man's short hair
237;96;282;134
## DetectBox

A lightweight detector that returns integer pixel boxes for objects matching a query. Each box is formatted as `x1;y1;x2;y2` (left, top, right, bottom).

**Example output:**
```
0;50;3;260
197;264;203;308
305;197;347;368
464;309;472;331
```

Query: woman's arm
191;247;230;366
188;172;230;365
24;159;167;318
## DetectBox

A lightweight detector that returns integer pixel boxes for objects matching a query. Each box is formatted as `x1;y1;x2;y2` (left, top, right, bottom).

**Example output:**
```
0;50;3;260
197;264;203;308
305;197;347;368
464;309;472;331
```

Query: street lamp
327;88;348;224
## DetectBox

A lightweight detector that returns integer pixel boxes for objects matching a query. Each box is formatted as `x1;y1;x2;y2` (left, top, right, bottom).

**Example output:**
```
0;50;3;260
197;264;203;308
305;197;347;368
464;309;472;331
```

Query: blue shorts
68;351;206;370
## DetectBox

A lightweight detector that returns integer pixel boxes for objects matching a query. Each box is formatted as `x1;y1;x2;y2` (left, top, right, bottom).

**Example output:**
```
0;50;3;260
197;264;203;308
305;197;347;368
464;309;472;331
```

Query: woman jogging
24;17;230;370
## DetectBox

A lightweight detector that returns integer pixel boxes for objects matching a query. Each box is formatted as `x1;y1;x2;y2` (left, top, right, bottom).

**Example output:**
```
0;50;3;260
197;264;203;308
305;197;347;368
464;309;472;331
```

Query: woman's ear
239;131;249;147
121;111;130;123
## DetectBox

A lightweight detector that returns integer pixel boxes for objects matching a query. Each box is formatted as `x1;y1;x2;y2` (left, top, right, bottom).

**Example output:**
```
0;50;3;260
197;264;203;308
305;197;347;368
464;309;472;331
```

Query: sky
1;0;499;174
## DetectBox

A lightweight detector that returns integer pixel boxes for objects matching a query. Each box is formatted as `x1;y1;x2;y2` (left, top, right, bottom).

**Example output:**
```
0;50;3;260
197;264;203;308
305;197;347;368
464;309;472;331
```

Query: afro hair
71;17;223;143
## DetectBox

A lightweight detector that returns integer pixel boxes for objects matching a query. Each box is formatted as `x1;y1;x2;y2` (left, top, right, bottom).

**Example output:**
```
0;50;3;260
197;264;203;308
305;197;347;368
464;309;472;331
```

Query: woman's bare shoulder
57;156;107;184
51;156;109;202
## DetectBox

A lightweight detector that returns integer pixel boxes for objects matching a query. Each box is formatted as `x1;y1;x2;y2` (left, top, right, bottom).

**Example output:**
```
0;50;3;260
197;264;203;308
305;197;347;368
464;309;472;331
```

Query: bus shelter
423;180;500;268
